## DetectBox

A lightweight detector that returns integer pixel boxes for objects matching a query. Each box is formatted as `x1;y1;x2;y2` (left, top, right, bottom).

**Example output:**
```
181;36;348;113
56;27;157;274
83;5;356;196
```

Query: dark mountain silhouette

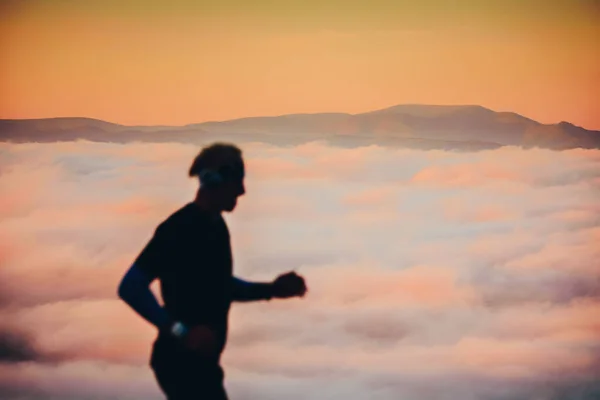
1;105;598;151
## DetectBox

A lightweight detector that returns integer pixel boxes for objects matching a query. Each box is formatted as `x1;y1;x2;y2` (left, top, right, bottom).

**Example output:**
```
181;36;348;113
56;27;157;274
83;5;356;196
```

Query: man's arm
117;263;172;331
118;223;177;332
231;276;274;302
232;272;308;301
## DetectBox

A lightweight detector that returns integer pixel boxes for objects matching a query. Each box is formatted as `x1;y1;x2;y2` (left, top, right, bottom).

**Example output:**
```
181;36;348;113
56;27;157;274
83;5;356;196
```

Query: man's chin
223;202;237;212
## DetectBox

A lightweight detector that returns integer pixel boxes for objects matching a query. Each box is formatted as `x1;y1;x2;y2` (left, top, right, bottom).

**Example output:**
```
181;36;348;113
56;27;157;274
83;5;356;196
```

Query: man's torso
135;202;234;359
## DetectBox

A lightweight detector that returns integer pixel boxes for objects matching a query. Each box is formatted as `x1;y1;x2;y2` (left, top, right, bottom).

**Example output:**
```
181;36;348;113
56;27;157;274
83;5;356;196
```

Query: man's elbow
117;275;129;301
117;264;151;302
117;265;136;301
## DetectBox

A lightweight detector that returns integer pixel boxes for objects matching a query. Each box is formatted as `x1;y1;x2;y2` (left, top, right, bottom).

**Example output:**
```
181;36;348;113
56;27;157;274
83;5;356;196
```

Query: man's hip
150;336;227;400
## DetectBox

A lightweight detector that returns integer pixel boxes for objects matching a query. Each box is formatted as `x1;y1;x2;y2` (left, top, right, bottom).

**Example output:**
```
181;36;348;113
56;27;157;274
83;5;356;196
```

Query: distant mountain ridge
1;104;598;151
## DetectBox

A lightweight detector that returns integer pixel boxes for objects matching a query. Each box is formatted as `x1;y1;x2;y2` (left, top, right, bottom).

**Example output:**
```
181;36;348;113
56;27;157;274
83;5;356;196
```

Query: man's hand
271;271;307;299
182;325;219;357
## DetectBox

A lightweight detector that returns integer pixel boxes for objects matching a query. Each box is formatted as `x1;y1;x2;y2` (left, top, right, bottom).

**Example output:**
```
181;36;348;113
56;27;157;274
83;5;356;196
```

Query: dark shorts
150;337;228;400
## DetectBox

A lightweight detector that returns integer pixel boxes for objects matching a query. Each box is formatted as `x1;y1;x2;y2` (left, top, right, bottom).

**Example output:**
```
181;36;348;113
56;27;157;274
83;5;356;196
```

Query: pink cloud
410;163;523;188
341;185;398;207
235;193;314;220
305;264;476;310
452;337;595;379
1;141;599;399
0;163;64;217
2;299;156;366
442;197;519;223
410;145;600;189
246;158;323;180
477;299;600;342
0;361;160;399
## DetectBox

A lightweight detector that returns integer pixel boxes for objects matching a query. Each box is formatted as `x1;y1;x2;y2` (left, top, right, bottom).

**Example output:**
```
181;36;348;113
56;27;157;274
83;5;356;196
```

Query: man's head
189;143;245;212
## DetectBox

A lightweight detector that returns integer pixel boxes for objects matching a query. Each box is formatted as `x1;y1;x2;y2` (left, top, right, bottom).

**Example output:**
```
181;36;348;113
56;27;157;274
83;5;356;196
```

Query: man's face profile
217;178;245;212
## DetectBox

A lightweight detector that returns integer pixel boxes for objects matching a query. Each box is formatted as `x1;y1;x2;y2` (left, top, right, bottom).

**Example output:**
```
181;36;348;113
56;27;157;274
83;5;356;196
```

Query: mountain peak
558;121;575;127
362;104;493;117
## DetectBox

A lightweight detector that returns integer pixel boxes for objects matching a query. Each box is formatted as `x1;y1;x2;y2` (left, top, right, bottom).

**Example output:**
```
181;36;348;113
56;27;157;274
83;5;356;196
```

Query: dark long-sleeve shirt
118;202;273;361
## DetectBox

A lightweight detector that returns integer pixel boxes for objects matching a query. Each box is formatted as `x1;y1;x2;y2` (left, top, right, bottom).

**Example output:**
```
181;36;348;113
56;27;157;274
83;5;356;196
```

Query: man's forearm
231;276;273;302
118;264;172;330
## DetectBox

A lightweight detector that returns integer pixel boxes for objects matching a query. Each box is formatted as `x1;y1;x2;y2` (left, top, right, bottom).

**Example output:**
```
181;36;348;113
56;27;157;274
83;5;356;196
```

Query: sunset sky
1;0;599;129
1;2;600;400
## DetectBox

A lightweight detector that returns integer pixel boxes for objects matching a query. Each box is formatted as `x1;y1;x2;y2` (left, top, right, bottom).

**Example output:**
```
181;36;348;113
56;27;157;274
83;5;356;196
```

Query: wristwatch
170;321;188;339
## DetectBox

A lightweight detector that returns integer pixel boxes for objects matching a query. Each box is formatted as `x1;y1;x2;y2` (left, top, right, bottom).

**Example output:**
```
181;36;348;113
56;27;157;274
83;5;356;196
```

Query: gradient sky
1;0;599;129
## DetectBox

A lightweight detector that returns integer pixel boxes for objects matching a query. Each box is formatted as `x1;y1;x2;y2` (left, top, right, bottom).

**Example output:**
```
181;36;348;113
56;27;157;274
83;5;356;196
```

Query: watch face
171;322;187;337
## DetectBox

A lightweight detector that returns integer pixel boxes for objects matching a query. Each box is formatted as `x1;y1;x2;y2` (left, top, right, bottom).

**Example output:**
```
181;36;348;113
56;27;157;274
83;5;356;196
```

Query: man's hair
188;142;243;178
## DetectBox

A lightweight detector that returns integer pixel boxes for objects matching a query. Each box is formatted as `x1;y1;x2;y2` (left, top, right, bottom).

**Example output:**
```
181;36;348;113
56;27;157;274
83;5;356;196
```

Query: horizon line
0;103;594;131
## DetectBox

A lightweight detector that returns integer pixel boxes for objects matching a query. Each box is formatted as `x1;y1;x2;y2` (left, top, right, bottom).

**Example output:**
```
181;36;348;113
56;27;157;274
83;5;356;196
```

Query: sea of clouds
0;139;599;400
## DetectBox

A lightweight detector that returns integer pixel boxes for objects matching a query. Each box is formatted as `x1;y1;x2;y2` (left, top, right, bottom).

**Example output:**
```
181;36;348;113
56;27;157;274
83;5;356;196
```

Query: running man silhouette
118;143;307;399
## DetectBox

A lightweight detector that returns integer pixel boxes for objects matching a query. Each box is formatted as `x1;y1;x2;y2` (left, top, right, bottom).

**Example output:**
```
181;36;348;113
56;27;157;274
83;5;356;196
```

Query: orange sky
1;0;599;129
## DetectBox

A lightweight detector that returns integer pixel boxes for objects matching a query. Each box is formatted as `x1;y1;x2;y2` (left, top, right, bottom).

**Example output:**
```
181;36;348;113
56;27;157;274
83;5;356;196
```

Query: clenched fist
271;271;307;299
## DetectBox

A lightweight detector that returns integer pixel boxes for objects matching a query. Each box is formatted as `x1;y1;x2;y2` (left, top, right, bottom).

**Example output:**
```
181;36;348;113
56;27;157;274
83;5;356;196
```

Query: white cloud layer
0;140;599;399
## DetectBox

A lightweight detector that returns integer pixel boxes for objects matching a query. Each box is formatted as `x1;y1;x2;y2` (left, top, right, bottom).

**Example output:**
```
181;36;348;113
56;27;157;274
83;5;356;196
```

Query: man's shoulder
156;202;209;235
